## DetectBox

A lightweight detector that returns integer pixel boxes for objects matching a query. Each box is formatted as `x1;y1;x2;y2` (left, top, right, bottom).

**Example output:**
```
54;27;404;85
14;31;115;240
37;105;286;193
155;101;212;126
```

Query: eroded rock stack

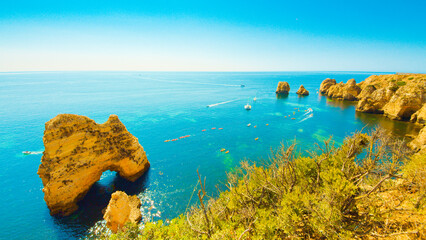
296;85;309;95
38;114;150;216
276;81;290;94
103;191;142;233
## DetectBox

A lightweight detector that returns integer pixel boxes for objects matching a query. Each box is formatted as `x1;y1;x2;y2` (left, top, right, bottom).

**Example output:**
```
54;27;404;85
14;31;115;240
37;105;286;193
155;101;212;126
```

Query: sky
0;0;425;72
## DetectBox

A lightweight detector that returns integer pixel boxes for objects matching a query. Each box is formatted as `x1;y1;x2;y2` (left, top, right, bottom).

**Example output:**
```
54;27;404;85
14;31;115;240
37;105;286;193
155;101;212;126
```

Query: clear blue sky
0;0;425;72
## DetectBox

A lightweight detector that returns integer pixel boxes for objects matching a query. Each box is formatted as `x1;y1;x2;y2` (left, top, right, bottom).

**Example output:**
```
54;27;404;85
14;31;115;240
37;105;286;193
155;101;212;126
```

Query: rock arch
38;114;150;216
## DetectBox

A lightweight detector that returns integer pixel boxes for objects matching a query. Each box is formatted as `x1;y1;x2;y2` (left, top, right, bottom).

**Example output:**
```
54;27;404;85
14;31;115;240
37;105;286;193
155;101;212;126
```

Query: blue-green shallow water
0;72;421;239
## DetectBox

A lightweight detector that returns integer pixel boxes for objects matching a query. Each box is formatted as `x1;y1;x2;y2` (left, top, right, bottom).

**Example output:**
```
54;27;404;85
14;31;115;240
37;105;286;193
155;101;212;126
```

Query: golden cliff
320;73;426;151
38;114;150;216
320;74;425;120
103;191;142;233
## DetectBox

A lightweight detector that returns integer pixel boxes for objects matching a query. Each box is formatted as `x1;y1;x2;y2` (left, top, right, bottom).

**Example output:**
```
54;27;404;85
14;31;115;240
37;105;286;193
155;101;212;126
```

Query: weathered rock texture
38;114;150;216
409;126;426;152
103;191;142;233
320;74;426;120
322;79;362;101
276;81;290;94
296;85;309;95
410;104;426;125
319;78;336;93
320;74;426;151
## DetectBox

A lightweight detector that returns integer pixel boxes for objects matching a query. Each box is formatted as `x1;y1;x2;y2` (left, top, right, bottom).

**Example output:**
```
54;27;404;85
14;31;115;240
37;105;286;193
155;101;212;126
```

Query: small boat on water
241;84;245;87
22;151;32;155
245;104;252;110
247;123;251;127
253;97;257;101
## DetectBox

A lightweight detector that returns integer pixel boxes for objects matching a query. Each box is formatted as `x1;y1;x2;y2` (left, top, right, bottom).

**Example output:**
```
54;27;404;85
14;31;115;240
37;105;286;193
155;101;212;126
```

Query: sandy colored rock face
276;81;290;94
409;126;426;151
103;191;142;233
38;114;150;216
319;78;336;93
411;104;426;125
296;85;309;95
355;74;426;121
322;79;361;101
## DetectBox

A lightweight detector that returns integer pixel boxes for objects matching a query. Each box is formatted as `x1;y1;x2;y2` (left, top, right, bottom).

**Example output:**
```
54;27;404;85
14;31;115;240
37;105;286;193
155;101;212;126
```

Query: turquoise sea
0;72;421;239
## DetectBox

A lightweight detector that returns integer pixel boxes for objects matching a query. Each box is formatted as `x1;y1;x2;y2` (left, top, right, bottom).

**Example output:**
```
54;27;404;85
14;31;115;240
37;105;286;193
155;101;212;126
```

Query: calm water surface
0;72;420;239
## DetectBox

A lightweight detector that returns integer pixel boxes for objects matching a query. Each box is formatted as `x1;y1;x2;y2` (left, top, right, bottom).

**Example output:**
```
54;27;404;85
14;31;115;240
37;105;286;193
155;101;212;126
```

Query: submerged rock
103;191;142;233
276;81;290;94
296;85;309;95
38;114;150;216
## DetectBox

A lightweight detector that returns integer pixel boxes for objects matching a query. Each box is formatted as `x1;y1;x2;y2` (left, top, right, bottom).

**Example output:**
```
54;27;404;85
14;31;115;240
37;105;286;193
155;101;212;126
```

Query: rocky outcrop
320;74;426;121
38;114;150;216
103;191;142;233
296;85;309;95
410;104;426;125
409;126;426;152
356;74;426;121
322;79;361;101
319;78;336;93
276;82;290;94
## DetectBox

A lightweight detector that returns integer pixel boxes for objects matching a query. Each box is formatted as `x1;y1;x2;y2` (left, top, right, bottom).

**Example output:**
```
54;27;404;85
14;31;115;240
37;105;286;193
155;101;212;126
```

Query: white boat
253;97;257;101
244;104;251;110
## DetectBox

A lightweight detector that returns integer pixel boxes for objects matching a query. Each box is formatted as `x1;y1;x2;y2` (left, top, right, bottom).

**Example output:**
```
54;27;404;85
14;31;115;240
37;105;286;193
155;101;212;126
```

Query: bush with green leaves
93;128;424;239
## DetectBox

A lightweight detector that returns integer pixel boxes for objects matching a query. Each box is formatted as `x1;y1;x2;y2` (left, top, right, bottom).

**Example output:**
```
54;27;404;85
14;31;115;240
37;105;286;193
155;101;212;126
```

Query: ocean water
0;72;421;239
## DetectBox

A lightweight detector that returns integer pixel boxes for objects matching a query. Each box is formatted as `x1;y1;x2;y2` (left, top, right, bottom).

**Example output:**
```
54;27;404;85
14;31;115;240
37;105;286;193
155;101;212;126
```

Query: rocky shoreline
320;73;426;152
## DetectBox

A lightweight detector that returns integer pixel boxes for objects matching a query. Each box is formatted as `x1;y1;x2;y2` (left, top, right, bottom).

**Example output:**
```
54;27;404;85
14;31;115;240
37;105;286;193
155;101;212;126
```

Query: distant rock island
296;85;309;95
276;81;290;94
38;114;150;216
320;73;426;152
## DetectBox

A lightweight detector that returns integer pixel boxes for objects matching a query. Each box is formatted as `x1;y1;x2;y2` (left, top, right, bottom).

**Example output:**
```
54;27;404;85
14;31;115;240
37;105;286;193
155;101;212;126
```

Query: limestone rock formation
409;126;426;152
355;74;426;121
322;79;361;101
38;114;150;216
320;74;426;121
276;81;290;94
296;85;309;95
103;191;142;233
411;104;426;125
319;78;336;93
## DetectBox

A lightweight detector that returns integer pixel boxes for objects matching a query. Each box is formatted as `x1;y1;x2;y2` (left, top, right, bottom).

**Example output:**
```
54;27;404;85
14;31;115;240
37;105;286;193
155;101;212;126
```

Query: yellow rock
37;114;149;216
296;85;309;95
409;126;426;152
275;81;290;94
319;78;336;93
103;191;142;233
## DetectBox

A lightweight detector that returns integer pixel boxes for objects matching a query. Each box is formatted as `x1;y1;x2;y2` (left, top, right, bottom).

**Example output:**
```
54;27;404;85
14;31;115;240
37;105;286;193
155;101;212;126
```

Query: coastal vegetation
92;128;425;239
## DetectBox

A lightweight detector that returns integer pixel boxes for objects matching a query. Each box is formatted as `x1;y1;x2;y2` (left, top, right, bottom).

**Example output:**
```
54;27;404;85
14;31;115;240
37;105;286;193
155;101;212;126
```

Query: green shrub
397;81;407;86
94;129;424;239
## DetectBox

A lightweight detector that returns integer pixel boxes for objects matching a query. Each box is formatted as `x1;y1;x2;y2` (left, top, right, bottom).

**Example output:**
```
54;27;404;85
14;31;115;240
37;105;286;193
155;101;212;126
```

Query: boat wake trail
297;113;314;123
207;99;239;108
296;108;314;123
